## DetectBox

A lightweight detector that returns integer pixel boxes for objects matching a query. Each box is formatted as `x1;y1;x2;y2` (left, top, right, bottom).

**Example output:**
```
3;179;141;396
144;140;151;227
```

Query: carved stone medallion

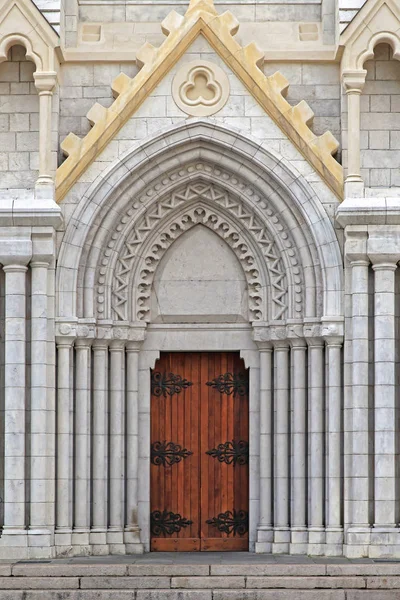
172;60;230;117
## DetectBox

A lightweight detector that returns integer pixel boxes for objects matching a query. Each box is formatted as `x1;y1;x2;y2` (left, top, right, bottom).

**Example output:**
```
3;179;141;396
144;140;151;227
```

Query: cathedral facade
0;0;399;559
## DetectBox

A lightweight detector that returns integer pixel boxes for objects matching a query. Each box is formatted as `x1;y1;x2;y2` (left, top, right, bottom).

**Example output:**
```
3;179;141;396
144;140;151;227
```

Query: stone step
0;562;399;598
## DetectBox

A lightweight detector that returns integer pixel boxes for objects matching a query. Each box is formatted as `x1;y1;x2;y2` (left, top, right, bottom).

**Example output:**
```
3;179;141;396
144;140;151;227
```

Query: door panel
150;352;249;552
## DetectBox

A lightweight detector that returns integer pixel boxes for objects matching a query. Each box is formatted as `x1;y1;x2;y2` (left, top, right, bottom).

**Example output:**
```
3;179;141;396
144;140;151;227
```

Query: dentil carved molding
172;60;230;117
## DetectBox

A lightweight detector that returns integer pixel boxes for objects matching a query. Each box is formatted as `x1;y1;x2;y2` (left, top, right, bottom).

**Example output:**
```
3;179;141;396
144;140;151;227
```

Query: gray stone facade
0;0;400;561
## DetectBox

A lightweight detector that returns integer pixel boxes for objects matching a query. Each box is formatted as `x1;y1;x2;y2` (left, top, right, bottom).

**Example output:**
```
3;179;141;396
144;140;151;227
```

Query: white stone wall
0;46;39;190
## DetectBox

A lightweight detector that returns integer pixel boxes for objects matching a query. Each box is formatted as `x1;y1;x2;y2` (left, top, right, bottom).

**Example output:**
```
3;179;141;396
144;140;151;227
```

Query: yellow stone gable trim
56;0;343;202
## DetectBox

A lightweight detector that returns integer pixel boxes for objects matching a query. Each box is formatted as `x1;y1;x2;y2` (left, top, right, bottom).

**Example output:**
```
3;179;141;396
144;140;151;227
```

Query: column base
107;529;126;555
325;528;344;556
308;527;326;555
255;525;273;553
272;527;290;554
89;529;109;555
124;529;144;554
344;526;371;558
290;528;308;554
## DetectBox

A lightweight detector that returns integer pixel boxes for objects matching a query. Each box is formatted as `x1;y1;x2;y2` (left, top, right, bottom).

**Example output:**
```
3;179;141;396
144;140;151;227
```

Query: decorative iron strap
206;510;249;536
206;372;248;397
150;510;193;536
151;441;193;466
206;440;249;466
151;371;193;397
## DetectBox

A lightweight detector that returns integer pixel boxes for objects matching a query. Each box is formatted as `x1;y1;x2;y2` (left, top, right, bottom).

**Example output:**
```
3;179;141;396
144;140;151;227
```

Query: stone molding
107;181;292;324
55;319;147;344
55;0;342;201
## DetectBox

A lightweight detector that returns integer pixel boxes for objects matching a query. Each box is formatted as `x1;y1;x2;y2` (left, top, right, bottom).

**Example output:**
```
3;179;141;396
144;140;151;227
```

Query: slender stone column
371;259;398;529
290;339;308;554
33;72;57;188
325;334;344;555
124;342;144;553
273;341;290;553
348;257;371;546
307;338;325;554
108;341;125;553
55;336;74;545
255;343;273;552
90;340;109;553
29;261;51;540
73;338;91;547
2;264;29;539
342;70;367;197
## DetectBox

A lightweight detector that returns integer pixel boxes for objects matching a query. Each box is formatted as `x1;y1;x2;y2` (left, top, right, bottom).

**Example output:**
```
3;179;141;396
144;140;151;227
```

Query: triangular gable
341;0;400;70
56;0;343;202
0;0;59;71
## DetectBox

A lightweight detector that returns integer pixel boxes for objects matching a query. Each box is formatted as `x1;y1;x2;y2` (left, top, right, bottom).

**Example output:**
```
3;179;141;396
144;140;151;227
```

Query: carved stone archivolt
103;183;290;322
172;60;230;116
95;167;305;323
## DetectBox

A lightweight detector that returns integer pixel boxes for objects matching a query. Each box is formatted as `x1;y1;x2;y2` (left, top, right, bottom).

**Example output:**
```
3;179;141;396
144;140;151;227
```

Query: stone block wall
0;46;39;190
58;60;341;168
58;62;138;158
263;62;341;149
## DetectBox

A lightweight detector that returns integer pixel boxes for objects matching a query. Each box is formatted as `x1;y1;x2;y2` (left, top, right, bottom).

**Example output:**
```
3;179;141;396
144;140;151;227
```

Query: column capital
55;320;77;339
92;338;110;350
321;317;344;344
2;263;28;273
33;71;58;94
303;321;323;345
31;228;56;265
109;339;126;351
344;227;368;263
56;336;75;348
371;260;398;271
342;69;367;94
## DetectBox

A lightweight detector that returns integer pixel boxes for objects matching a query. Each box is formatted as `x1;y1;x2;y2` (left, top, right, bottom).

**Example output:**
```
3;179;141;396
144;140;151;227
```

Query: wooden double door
150;352;249;551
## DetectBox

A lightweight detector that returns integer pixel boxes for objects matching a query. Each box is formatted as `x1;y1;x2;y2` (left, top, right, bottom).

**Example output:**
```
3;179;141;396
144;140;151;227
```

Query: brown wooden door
150;352;249;551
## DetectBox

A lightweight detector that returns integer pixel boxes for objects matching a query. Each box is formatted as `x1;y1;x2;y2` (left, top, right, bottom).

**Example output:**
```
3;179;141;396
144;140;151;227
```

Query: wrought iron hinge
150;510;193;536
151;441;193;466
206;372;248;397
206;510;249;536
206;440;249;466
151;371;193;397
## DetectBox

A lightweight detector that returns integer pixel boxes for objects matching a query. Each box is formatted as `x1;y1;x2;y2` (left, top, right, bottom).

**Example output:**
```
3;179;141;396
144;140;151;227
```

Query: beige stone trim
340;0;400;72
55;0;343;202
0;0;59;71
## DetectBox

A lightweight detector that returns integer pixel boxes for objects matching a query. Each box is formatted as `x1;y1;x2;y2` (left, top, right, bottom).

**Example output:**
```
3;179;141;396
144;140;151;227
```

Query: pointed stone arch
56;122;343;325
